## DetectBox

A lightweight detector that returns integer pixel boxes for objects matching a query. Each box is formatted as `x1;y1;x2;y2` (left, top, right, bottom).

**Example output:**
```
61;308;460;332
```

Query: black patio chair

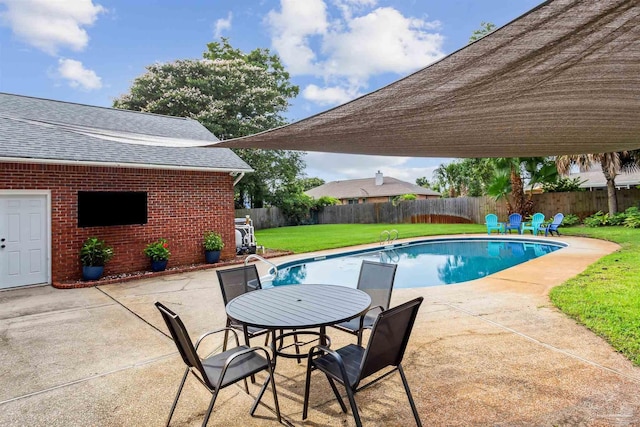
303;297;424;427
216;265;270;349
155;302;281;426
330;260;398;345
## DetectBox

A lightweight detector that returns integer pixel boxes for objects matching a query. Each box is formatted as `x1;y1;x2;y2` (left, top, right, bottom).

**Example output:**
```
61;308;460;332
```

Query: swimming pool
266;238;566;288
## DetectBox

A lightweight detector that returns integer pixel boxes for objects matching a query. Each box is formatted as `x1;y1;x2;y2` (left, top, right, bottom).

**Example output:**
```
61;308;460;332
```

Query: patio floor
1;234;639;426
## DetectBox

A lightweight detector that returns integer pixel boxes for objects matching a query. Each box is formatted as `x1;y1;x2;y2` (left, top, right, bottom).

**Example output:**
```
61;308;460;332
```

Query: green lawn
257;223;640;366
550;226;640;365
255;223;485;253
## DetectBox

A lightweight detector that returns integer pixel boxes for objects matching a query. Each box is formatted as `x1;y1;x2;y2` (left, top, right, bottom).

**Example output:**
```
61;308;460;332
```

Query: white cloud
265;0;328;74
302;84;361;106
0;0;106;55
214;12;232;38
322;7;444;81
57;58;102;90
266;0;444;107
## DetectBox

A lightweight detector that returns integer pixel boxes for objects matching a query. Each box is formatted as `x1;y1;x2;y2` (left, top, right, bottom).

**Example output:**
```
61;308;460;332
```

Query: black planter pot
82;265;104;281
205;250;221;264
151;259;168;272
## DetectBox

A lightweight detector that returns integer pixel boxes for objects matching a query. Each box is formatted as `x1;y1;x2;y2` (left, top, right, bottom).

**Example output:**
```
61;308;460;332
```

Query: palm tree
555;152;640;215
487;157;557;216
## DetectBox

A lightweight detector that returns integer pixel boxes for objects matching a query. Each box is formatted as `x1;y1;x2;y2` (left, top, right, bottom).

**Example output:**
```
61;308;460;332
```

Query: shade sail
213;0;640;158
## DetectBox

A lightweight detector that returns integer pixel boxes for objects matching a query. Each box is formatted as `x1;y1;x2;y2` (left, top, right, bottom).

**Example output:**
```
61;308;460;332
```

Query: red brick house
0;93;252;289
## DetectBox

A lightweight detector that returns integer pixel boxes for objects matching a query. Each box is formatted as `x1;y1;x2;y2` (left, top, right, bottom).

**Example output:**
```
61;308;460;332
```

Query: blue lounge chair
504;213;523;234
485;214;504;235
521;212;545;235
544;213;564;236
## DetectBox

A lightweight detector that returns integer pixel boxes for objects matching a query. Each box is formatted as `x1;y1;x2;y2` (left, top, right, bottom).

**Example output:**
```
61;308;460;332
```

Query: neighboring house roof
0;93;252;172
306;176;440;199
569;169;640;189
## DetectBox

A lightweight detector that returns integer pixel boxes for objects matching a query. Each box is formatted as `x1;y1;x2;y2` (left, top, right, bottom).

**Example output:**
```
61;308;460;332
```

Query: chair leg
302;360;314;420
326;375;347;413
166;368;189;427
201;388;220;427
344;384;362;427
250;364;282;422
398;365;422;427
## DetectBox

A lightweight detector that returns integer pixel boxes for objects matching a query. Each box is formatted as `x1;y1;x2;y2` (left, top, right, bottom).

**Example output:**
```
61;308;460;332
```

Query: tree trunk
605;178;618;215
510;169;526;215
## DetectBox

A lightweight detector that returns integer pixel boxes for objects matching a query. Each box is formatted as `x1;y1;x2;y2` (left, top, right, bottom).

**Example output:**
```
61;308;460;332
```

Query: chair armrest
306;344;353;385
195;327;240;350
215;346;274;389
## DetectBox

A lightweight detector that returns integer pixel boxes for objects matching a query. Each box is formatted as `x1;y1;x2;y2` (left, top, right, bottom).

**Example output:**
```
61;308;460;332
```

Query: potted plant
144;238;171;271
80;237;114;281
203;231;224;263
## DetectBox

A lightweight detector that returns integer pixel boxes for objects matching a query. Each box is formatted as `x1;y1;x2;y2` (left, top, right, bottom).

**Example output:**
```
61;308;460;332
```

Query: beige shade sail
213;0;640;158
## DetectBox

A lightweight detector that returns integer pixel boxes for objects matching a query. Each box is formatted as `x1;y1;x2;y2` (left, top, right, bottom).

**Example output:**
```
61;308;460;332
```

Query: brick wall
1;162;237;282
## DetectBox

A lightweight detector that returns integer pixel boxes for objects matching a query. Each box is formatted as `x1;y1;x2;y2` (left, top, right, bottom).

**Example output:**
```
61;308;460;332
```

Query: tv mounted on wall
78;191;148;227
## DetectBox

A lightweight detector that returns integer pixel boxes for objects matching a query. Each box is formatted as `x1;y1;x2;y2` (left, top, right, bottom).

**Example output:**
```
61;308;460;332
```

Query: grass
255;223;485;253
257;222;640;366
550;226;640;365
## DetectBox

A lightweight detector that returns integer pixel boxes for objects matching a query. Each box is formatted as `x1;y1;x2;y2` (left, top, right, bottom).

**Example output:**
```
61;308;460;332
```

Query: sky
0;0;543;185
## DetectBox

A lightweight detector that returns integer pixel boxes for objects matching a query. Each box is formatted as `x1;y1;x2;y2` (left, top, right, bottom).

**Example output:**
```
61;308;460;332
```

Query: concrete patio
1;234;639;426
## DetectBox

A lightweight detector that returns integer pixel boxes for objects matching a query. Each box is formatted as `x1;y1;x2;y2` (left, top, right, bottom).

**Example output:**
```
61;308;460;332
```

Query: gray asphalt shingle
0;93;251;172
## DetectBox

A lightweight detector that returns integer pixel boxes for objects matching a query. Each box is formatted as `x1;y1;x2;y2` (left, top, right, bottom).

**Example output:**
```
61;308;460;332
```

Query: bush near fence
237;189;640;229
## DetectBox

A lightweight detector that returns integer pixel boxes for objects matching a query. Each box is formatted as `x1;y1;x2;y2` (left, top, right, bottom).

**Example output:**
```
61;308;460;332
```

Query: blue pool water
267;238;565;288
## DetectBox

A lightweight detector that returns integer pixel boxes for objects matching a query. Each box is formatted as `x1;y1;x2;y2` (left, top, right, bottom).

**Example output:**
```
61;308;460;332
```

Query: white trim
0;190;51;286
0;157;253;174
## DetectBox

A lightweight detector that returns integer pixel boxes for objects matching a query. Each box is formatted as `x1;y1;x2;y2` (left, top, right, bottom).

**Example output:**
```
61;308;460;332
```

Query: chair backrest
485;214;498;225
531;212;545;225
551;213;564;226
357;261;398;311
508;213;522;225
155;302;210;385
358;297;423;383
216;264;262;305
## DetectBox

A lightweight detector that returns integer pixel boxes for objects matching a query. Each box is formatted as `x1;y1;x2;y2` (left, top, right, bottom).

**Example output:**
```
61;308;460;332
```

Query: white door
0;195;49;289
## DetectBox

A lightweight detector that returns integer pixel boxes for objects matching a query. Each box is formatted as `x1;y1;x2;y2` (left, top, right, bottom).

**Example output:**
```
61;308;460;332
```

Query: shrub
313;196;340;209
561;214;581;227
623;207;640;228
542;176;586;193
80;237;114;266
609;212;627;226
143;238;171;261
203;231;224;251
583;211;609;227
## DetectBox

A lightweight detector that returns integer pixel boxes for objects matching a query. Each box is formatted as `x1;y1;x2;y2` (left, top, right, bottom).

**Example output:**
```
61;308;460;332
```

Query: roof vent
375;170;383;186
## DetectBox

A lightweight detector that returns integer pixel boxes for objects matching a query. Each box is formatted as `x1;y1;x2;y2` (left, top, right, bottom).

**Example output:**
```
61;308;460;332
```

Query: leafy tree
432;158;496;197
299;177;325;192
542;176;586;193
469;22;496;43
415;177;431;188
555;152;640;215
113;38;303;208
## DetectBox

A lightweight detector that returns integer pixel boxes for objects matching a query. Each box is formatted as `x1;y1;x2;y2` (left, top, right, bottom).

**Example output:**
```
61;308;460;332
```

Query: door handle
0;245;4;249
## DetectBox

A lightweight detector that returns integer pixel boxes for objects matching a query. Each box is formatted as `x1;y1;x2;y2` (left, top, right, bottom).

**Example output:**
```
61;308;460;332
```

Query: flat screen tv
78;191;148;227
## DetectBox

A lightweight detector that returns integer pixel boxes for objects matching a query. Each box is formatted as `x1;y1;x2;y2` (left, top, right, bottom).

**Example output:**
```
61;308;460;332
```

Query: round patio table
226;284;371;365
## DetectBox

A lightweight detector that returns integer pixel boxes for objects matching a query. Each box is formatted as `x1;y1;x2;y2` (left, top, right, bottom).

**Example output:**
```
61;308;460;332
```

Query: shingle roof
0;93;251;172
570;169;640;189
305;176;440;199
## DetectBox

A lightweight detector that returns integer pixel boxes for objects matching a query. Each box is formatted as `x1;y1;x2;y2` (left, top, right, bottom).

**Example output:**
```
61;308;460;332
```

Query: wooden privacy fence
237;189;640;229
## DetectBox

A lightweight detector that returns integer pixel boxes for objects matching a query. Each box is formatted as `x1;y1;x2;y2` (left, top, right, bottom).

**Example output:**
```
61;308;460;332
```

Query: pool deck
1;234;639;426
